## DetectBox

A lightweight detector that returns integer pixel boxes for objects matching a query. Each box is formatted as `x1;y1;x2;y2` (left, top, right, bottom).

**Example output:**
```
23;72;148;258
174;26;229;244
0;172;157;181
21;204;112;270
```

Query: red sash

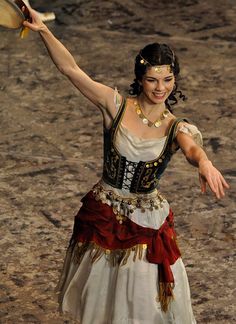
70;191;181;311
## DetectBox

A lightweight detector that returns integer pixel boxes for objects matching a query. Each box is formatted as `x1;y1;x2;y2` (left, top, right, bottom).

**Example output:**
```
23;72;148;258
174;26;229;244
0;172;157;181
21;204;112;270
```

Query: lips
153;92;166;99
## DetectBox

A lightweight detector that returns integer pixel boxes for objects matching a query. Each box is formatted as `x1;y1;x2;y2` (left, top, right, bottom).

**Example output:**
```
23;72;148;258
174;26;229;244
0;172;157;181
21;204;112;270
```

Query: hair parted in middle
129;43;186;109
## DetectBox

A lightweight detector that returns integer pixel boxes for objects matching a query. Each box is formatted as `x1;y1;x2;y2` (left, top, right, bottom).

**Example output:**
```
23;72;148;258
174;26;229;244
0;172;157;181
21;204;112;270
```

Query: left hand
198;160;229;199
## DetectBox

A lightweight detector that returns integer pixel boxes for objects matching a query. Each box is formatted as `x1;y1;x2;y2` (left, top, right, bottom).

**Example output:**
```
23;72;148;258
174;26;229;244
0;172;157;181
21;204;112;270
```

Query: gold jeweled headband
139;50;175;73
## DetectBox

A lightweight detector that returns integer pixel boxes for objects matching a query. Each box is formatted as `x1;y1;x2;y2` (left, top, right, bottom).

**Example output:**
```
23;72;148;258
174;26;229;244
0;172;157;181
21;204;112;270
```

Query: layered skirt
57;187;196;324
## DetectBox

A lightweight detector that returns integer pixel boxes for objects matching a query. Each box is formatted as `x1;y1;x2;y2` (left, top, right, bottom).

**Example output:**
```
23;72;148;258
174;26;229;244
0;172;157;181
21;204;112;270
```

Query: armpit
177;123;203;147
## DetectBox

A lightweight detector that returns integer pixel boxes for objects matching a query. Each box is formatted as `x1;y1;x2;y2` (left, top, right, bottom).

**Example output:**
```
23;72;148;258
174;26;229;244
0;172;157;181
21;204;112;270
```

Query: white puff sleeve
114;87;122;110
177;123;203;147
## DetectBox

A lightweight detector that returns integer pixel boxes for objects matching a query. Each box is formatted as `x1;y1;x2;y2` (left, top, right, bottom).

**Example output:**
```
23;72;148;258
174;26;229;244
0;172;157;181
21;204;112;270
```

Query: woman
23;8;229;324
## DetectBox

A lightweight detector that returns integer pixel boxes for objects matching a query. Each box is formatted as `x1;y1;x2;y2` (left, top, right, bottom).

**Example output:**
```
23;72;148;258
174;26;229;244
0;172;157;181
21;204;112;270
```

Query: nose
155;81;165;91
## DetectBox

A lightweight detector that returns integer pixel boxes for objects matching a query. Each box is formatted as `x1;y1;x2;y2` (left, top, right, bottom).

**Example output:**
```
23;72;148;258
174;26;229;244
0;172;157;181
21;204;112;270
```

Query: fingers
22;20;35;29
199;174;206;193
213;171;229;199
220;173;230;189
23;6;40;22
215;175;225;199
22;7;44;32
199;166;229;199
206;173;228;199
206;174;220;198
209;174;225;199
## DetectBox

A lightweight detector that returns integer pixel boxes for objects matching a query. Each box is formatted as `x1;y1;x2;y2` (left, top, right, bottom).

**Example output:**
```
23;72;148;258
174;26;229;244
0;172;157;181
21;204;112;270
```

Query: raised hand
198;160;229;199
22;6;46;32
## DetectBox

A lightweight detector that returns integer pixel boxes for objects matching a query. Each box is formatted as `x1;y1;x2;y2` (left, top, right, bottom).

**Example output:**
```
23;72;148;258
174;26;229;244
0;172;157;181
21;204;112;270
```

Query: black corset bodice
102;98;187;193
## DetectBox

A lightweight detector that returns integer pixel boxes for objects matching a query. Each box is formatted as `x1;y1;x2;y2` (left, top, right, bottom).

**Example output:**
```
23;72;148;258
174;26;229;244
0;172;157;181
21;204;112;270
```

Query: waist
93;181;167;218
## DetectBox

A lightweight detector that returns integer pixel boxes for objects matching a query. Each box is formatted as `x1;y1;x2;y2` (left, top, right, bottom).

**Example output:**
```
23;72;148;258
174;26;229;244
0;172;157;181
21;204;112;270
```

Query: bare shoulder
166;111;177;128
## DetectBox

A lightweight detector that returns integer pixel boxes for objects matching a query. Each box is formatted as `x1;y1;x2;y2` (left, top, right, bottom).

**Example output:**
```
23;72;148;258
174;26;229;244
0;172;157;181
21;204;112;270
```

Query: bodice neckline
119;123;167;143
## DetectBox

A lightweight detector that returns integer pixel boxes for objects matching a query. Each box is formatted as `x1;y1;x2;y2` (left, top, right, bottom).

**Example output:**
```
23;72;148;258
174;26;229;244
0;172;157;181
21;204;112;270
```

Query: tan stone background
0;0;235;323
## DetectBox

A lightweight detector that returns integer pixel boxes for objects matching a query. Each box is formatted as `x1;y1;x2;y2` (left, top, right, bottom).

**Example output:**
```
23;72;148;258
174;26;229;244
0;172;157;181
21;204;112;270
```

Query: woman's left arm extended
176;130;229;199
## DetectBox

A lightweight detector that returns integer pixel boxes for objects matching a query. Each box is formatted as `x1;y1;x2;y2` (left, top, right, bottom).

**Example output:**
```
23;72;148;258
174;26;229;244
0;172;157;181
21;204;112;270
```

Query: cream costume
57;92;202;324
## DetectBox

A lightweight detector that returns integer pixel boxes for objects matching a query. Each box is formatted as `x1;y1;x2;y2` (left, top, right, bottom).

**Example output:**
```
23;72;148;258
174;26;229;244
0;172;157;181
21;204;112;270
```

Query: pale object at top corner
23;0;56;22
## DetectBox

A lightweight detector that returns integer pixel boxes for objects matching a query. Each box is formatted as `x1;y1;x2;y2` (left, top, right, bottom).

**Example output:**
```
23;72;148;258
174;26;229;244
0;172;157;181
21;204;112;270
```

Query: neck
137;93;166;116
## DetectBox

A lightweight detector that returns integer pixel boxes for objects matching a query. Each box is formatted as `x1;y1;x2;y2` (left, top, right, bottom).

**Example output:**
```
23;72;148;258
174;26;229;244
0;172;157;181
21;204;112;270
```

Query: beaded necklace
134;101;169;128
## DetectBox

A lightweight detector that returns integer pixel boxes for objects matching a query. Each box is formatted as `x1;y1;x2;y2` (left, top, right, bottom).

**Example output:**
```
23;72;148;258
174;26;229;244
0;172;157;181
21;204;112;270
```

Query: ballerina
22;7;229;324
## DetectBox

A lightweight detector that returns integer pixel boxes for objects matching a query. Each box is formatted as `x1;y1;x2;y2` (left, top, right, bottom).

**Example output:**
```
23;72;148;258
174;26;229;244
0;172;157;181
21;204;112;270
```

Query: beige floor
0;0;235;323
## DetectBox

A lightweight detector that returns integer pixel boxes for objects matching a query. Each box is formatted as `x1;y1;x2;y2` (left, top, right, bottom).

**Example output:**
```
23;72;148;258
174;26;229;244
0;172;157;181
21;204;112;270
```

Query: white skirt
57;244;196;324
57;183;196;324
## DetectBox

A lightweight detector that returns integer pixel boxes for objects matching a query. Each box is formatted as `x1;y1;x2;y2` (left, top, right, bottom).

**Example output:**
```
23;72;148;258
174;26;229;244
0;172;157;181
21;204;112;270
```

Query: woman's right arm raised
23;8;117;121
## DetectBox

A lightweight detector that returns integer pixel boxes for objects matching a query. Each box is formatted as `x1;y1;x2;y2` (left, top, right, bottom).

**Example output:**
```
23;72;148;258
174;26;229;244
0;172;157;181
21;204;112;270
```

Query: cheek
167;81;175;92
142;82;154;91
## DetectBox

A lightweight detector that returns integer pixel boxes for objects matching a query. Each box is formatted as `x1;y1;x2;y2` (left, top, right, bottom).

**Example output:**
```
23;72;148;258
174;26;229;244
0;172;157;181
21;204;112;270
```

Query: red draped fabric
70;191;181;287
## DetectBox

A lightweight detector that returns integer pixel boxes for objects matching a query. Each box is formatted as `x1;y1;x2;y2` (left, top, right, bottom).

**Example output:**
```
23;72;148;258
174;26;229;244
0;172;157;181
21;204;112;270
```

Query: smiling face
140;66;175;104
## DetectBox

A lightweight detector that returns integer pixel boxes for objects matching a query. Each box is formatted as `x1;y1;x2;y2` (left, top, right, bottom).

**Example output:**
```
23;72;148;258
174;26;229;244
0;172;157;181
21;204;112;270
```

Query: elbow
58;64;77;77
184;145;200;167
57;65;70;76
186;156;197;167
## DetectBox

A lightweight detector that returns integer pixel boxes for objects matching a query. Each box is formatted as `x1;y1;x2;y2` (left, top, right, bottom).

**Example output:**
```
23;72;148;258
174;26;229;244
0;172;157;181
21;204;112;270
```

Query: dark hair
129;43;186;109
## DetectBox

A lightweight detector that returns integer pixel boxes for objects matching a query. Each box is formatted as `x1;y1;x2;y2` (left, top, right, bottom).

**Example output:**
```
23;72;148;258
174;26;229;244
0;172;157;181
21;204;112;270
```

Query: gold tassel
72;242;89;264
72;241;148;268
20;26;30;38
121;248;131;266
111;252;116;267
133;245;138;262
138;244;146;260
157;282;175;312
90;246;103;263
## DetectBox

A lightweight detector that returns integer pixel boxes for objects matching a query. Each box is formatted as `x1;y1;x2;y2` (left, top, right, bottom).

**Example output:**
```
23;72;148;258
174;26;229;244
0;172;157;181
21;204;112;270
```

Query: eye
165;78;174;82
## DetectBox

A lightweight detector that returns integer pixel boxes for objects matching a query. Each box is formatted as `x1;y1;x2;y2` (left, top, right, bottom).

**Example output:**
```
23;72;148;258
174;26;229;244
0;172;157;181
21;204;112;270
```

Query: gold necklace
134;101;170;128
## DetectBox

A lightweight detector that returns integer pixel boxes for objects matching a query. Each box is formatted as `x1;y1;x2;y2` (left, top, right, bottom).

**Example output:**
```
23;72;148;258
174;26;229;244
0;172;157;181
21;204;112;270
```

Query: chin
151;95;167;104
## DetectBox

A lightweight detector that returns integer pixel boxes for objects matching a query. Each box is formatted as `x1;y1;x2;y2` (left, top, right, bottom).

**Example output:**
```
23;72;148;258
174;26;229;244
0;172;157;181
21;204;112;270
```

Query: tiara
139;50;175;73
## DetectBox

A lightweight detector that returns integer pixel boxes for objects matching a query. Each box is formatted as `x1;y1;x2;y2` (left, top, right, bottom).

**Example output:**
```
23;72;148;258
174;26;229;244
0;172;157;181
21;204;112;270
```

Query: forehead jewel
139;48;175;68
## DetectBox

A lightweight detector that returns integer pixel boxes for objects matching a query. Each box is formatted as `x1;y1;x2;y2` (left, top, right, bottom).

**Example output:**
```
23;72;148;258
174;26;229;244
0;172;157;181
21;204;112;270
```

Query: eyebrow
145;75;174;80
